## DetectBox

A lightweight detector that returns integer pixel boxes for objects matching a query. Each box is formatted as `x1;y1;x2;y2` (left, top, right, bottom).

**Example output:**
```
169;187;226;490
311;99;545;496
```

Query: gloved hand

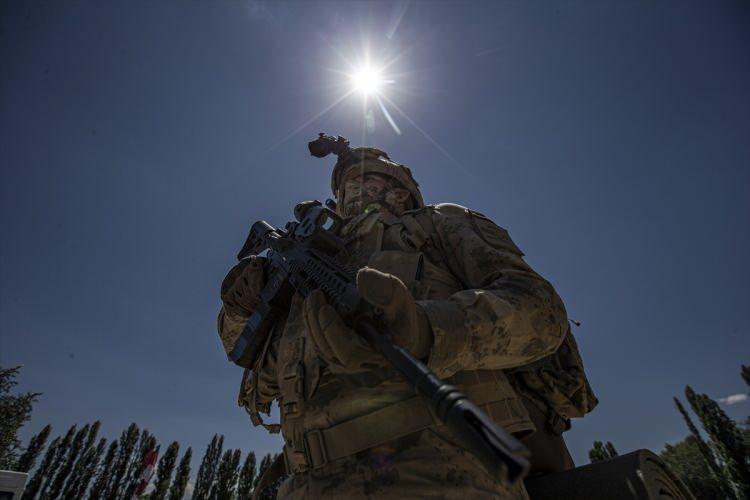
220;255;266;319
303;267;433;374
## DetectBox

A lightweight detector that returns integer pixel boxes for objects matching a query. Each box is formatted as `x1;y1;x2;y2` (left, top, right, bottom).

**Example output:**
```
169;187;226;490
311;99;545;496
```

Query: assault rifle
228;200;530;486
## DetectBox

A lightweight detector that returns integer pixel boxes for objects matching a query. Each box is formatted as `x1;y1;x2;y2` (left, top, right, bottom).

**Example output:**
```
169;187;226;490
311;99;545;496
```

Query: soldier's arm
217;256;280;412
218;308;281;414
418;205;568;377
217;255;267;360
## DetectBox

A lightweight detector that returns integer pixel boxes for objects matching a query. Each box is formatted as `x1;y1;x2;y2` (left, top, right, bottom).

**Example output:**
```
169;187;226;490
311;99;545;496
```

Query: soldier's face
341;174;411;219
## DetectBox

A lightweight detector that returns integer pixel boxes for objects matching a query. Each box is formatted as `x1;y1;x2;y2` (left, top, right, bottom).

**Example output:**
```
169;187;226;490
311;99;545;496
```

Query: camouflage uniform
218;148;596;498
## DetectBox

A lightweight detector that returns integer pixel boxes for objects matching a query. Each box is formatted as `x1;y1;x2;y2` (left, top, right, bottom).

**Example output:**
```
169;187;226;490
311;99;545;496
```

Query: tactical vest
239;206;595;475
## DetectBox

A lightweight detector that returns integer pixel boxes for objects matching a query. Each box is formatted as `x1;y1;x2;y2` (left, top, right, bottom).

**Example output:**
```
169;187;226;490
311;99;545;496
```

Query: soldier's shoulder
406;203;502;224
404;203;470;218
407;204;523;256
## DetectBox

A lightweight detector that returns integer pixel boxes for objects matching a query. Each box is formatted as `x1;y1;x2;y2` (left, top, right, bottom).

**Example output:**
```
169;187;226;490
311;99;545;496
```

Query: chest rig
269;208;535;476
274;209;457;418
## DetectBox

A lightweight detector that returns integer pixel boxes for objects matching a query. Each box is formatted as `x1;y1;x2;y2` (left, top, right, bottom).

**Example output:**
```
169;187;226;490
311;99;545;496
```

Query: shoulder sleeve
218;306;280;411
217;307;247;357
417;207;567;377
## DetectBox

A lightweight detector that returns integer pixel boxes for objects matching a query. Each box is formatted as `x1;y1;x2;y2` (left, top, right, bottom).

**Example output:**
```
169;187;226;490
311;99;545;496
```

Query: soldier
217;137;597;499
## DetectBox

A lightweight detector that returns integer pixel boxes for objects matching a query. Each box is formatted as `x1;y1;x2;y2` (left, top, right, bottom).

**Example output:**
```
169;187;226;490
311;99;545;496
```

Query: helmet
308;134;424;213
330;147;424;209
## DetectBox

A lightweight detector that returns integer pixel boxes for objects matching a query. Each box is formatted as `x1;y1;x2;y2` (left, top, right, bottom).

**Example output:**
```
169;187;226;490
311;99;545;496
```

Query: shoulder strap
400;208;470;289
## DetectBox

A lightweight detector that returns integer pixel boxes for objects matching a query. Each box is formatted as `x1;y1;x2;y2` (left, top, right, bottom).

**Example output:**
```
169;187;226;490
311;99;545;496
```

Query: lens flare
350;66;384;95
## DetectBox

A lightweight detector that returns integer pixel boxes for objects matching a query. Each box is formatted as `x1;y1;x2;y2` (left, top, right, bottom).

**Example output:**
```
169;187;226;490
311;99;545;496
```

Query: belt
283;379;529;474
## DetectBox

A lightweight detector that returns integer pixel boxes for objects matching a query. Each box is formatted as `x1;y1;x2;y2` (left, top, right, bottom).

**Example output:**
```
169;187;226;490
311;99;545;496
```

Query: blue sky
2;0;748;471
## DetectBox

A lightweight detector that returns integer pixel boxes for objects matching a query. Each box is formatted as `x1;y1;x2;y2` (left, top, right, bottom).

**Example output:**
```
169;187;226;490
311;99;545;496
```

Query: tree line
0;366;282;499
5;362;748;499
588;365;750;500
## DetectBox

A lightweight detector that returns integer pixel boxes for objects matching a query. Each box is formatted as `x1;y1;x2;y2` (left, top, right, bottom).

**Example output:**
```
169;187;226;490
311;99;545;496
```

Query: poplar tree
123;431;157;499
0;366;40;469
230;449;242;497
674;396;729;497
47;423;90;498
741;366;750;457
63;422;101;497
106;423;140;498
69;438;108;499
167;447;192;500
15;424;51;473
211;449;241;500
686;386;750;498
193;435;223;500
236;451;256;500
253;453;284;500
89;439;118;500
150;441;179;500
39;424;76;498
253;454;272;491
588;441;618;463
22;436;61;500
83;421;101;452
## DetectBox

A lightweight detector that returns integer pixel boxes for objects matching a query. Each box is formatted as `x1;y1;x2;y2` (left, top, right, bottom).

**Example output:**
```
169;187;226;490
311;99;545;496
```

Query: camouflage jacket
218;204;597;473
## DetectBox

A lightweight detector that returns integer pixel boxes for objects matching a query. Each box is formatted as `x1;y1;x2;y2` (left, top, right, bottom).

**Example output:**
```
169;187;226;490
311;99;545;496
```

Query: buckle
283;445;309;474
546;412;570;436
304;429;329;469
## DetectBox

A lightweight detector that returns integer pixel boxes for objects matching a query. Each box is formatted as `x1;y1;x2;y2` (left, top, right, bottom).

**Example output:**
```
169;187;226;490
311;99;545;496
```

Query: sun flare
350;66;384;96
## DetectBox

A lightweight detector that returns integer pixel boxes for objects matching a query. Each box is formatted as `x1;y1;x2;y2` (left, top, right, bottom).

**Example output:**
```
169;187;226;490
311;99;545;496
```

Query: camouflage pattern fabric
276;428;529;499
218;202;596;499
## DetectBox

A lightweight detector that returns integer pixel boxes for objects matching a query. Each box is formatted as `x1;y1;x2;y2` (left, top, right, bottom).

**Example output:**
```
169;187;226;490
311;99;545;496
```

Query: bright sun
350;66;384;95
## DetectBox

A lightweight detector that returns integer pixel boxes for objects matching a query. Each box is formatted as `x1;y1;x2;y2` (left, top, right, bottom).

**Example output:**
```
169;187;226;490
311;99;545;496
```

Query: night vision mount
308;133;352;160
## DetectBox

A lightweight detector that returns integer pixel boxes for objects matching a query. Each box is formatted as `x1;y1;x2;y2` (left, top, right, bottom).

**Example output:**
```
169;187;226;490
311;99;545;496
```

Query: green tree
89;439;118;500
69;437;108;499
674;396;731;497
106;422;140;498
253;453;284;500
211;449;241;500
253;454;272;491
22;436;60;500
150;441;180;500
122;430;158;499
167;447;192;500
236;451;256;500
15;424;51;473
742;417;750;459
661;436;728;500
39;424;76;498
83;421;101;453
740;366;750;458
588;440;618;463
686;386;750;498
0;366;41;469
193;434;223;500
62;422;103;497
47;423;90;498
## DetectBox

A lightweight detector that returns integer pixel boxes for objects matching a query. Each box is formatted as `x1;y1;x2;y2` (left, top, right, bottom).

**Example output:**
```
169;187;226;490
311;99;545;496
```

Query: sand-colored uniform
218;203;596;499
